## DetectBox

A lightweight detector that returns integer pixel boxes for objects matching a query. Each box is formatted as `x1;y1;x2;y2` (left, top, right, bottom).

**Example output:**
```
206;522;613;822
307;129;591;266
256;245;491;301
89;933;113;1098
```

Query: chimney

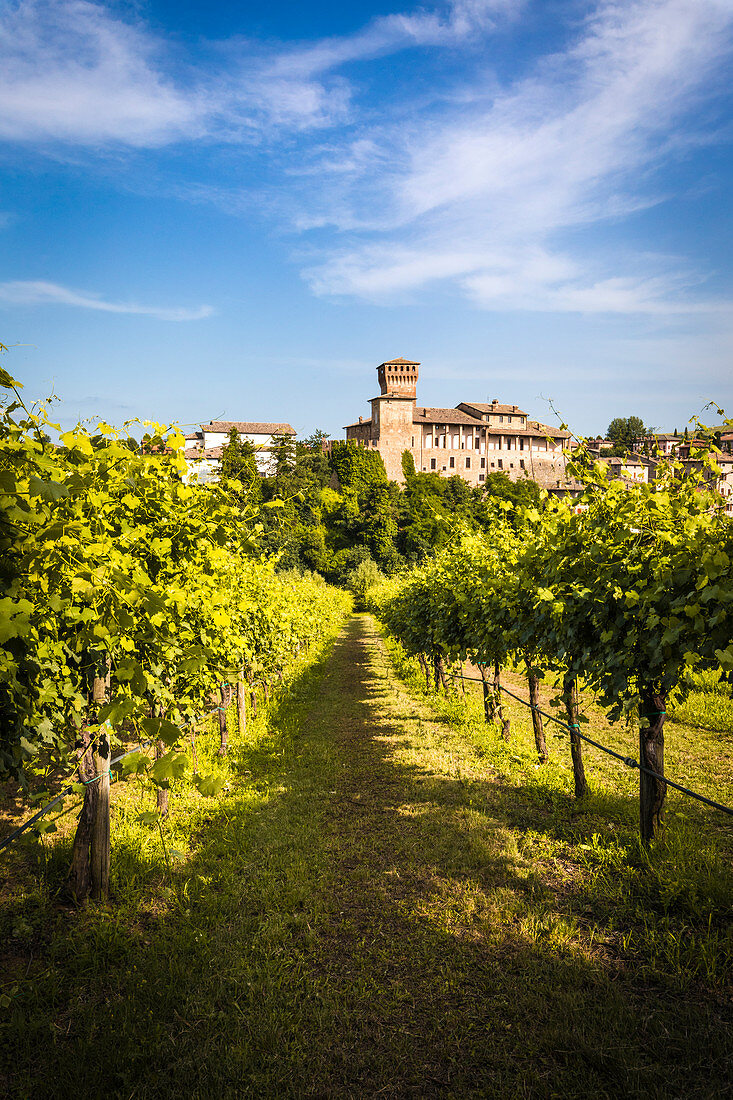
359;416;363;423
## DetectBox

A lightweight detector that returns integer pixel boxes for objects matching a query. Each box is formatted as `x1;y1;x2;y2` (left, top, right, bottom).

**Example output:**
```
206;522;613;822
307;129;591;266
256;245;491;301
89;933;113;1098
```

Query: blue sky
1;0;732;439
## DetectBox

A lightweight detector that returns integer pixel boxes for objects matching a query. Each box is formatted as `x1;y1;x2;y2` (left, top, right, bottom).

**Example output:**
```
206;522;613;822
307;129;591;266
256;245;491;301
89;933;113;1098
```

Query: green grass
1;614;731;1098
668;668;733;733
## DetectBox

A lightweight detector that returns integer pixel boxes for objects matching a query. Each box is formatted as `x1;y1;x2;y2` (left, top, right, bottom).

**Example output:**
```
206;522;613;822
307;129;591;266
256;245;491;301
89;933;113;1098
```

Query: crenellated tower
377;358;419;399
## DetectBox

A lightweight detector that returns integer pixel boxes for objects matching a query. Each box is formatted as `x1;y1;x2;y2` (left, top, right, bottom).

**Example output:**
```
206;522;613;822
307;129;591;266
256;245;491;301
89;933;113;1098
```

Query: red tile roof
458;400;529;416
185;446;223;460
413;407;483;426
380;357;420;366
202;420;296;436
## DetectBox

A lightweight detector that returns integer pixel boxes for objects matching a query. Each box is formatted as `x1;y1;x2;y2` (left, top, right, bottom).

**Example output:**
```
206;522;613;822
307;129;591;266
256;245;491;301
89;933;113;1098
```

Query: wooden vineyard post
68;723;98;901
478;665;491;722
417;653;431;691
458;663;466;696
217;683;229;756
248;671;258;718
563;672;587;798
639;686;667;842
437;657;449;694
432;655;441;692
493;662;511;741
90;716;112;900
526;664;548;763
69;662;108;901
237;670;247;737
155;742;169;819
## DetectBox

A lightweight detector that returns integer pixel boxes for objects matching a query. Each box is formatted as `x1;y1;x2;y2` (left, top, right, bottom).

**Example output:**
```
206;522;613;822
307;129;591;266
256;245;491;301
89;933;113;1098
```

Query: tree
607;416;646;454
302;429;330;451
219;428;261;500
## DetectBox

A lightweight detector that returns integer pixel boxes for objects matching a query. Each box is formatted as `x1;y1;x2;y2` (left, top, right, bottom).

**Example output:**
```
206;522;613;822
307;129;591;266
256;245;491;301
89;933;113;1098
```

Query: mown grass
1;613;731;1099
668;668;733;733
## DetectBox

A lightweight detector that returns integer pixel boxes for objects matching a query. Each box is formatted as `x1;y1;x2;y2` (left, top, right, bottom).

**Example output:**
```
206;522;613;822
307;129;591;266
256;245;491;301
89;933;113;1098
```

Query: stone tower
376;358;419;399
368;358;420;481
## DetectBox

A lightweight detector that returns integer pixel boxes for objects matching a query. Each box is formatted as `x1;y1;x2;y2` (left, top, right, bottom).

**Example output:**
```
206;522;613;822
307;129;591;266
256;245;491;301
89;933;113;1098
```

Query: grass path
2;613;731;1097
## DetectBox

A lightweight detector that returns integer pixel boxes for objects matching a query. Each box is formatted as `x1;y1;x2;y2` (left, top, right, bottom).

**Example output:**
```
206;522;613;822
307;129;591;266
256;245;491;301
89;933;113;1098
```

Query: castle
343;358;573;486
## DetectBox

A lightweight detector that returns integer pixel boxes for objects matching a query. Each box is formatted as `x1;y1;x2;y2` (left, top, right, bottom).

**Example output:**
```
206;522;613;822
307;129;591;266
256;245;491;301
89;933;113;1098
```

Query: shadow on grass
1;617;731;1099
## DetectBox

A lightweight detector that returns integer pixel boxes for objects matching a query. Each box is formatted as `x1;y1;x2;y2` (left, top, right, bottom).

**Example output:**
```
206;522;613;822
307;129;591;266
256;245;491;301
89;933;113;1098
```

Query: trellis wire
458;672;733;819
0;703;227;854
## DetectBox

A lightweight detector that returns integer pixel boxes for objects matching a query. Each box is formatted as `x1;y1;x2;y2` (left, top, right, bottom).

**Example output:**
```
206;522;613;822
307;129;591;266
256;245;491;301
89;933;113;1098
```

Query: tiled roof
185;446;223;460
343;418;373;429
412;408;570;438
381;357;420;366
184;431;202;441
528;420;572;439
458;401;529;416
202;420;296;436
413;407;483;426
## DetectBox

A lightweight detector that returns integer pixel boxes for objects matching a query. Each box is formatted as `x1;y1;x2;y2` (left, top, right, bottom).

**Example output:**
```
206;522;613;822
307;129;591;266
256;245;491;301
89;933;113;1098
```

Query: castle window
480;457;485;469
449;457;455;468
498;459;503;469
479;474;485;482
411;436;414;447
465;457;470;468
499;415;504;423
507;415;512;423
430;458;436;470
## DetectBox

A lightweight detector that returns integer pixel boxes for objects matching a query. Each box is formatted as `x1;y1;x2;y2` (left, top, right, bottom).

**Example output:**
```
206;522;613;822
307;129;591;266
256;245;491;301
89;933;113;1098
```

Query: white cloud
0;0;208;145
301;0;733;313
0;280;213;320
0;0;519;145
2;0;731;320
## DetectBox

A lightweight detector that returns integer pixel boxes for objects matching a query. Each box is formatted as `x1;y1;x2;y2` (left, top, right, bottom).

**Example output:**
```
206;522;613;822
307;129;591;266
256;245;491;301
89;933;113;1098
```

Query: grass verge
1;613;731;1098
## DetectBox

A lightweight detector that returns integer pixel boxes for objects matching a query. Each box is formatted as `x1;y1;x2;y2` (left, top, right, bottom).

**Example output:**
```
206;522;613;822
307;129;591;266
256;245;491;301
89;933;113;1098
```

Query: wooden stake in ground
493;662;511;741
417;653;431;692
245;670;257;717
155;741;169;818
217;683;229;756
478;665;491;723
526;663;548;763
69;661;109;901
562;672;587;798
237;671;247;737
90;720;111;900
639;686;667;841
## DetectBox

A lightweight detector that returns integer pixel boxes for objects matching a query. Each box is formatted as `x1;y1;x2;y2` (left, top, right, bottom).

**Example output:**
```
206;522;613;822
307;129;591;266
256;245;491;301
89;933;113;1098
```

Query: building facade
184;419;296;482
343;358;573;487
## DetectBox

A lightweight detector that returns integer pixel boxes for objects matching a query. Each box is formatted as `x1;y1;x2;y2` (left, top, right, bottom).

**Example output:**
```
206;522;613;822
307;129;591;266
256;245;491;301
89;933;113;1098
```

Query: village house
343;358;574;487
184;420;296;482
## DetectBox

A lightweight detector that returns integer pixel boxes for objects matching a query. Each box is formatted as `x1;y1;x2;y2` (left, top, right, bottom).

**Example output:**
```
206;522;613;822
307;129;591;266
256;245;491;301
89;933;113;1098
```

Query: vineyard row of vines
366;434;733;841
0;355;351;901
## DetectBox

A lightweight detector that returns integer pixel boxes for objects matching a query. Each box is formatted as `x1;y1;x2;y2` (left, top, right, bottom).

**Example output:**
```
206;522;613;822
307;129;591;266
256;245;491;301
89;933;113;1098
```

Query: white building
184;420;296;482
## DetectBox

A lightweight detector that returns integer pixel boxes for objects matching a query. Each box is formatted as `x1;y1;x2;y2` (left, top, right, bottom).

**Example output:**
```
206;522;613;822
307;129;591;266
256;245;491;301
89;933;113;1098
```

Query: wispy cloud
301;0;733;313
0;280;213;320
2;0;732;320
0;0;516;145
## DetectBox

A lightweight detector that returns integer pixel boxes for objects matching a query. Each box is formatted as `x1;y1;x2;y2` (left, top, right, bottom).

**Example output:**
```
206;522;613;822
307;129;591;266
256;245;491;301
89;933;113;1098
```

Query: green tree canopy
606;416;646;454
